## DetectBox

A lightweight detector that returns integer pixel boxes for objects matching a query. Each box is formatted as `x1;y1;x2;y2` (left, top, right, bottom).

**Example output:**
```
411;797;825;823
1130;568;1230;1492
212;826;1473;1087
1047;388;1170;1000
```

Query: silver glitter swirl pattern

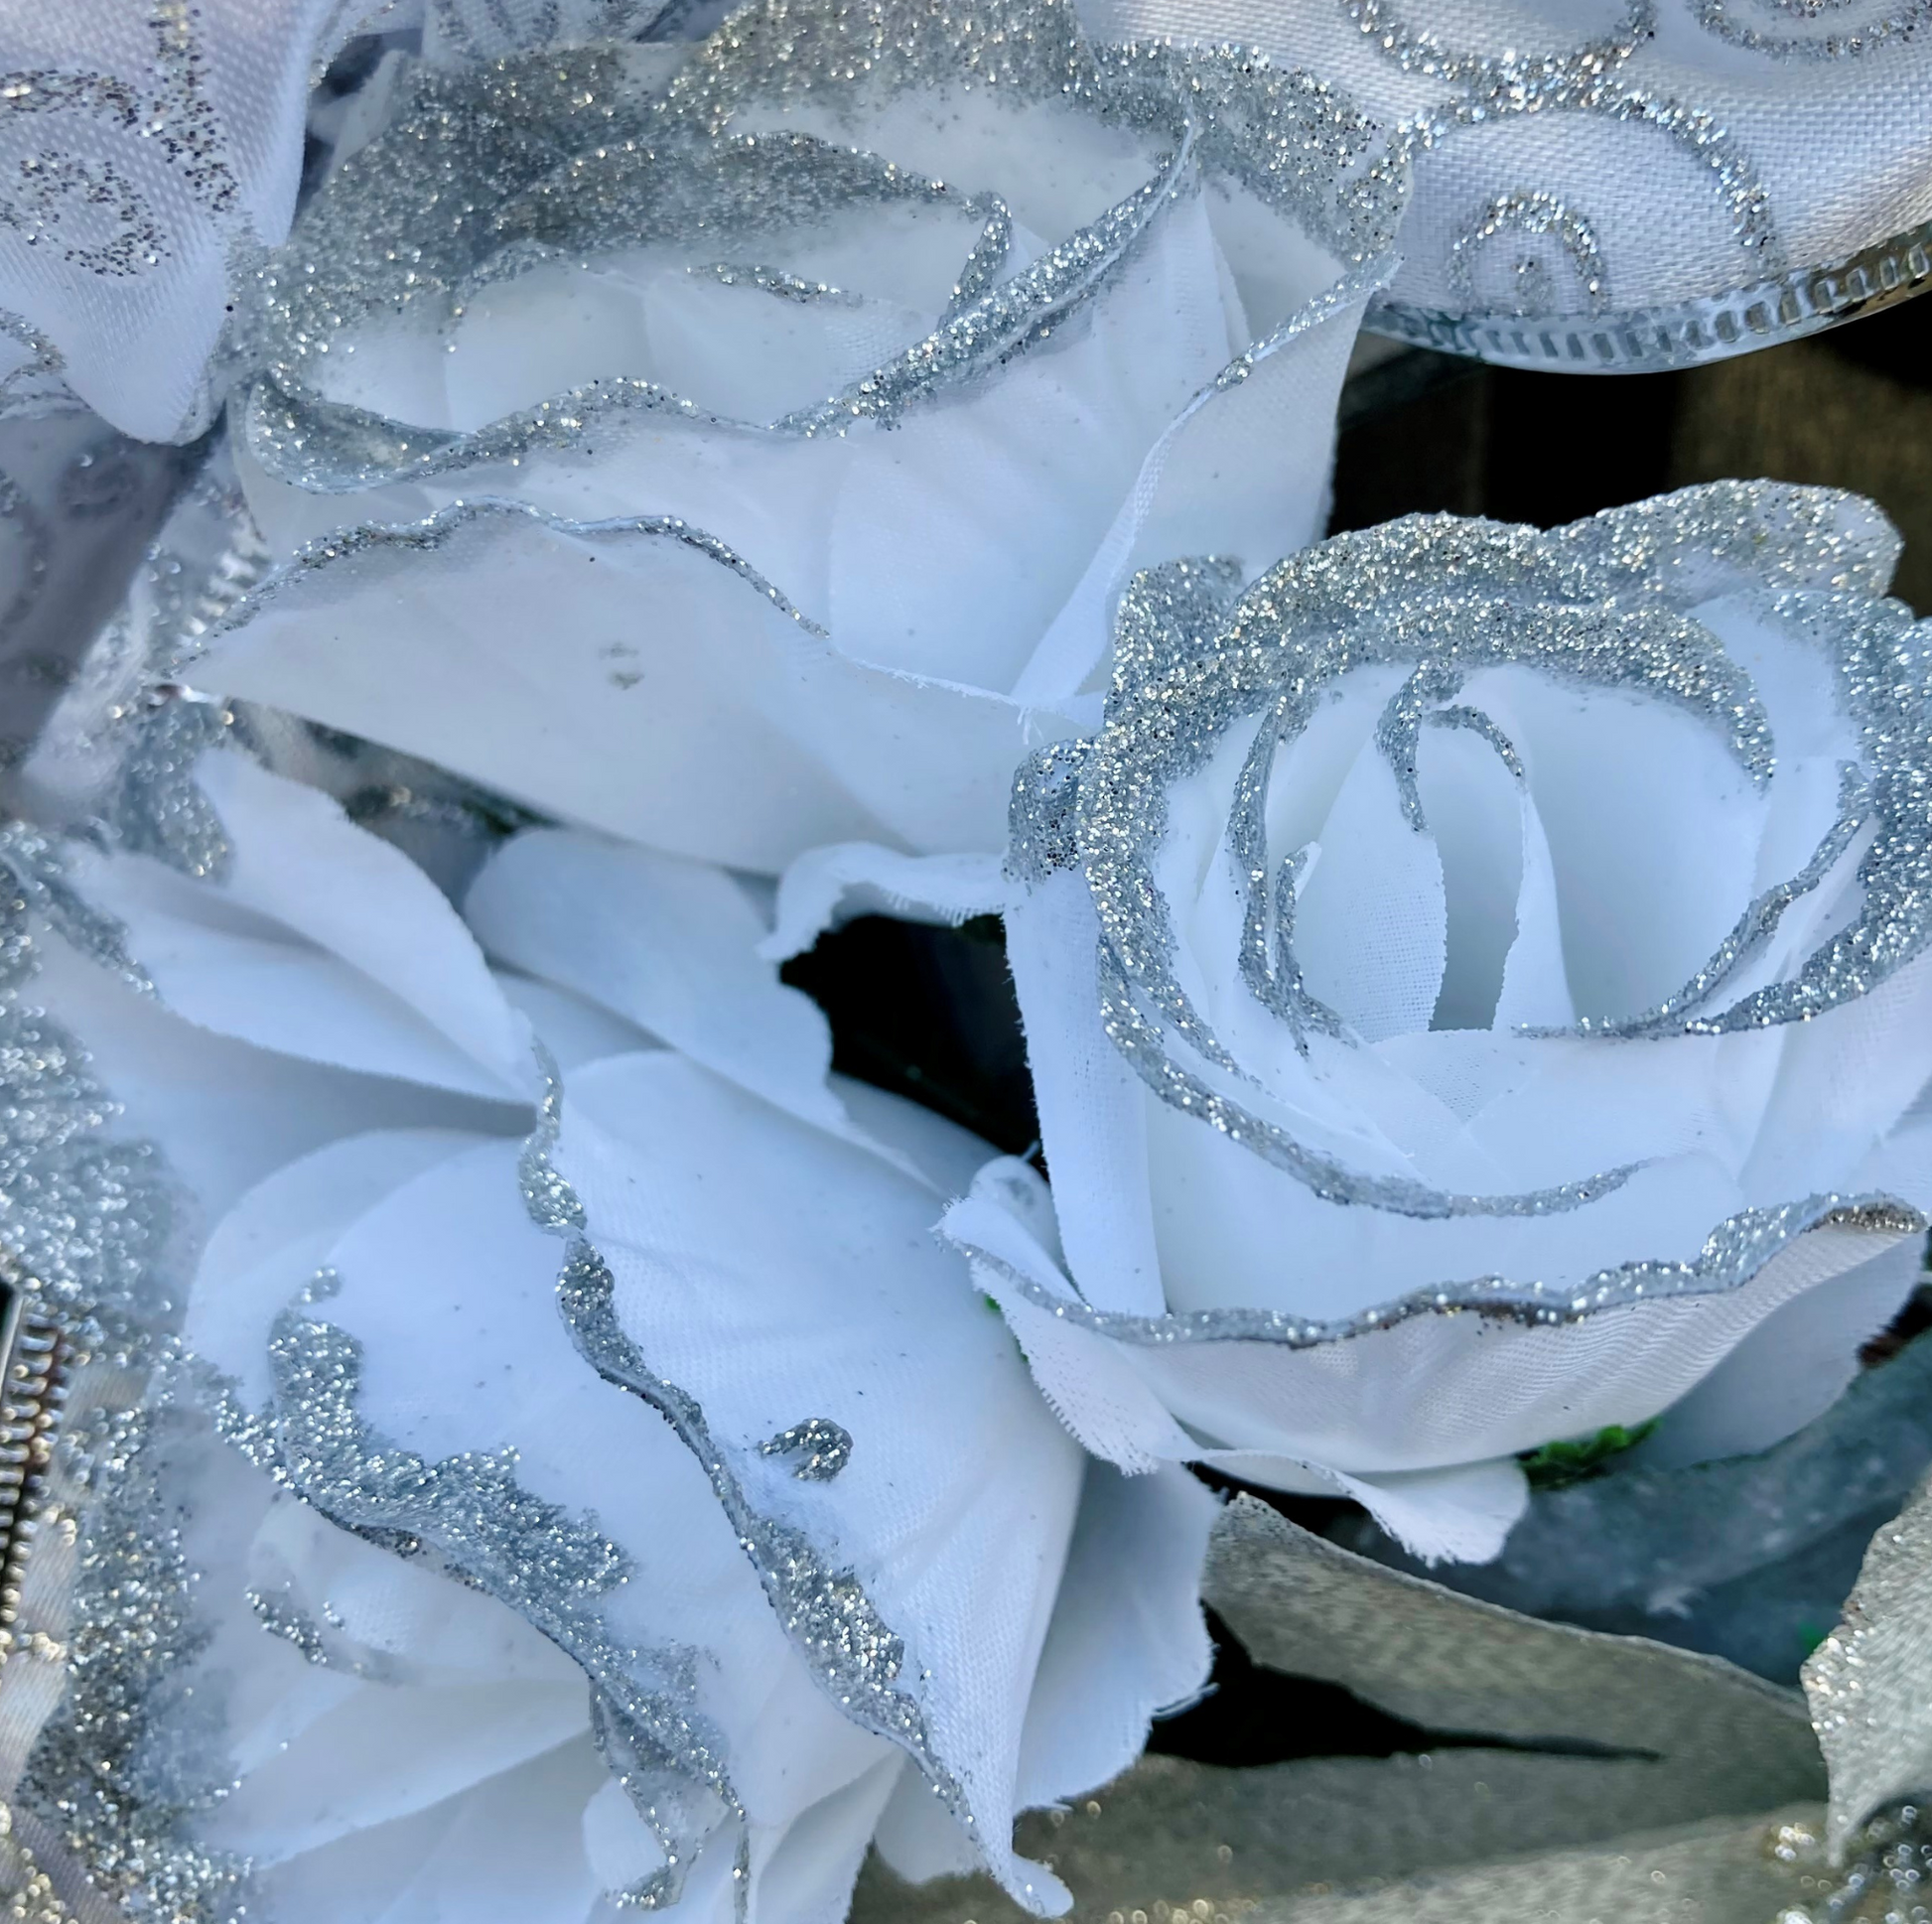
1339;0;1652;86
1690;0;1932;58
1447;191;1610;319
1389;86;1782;287
1339;0;1874;343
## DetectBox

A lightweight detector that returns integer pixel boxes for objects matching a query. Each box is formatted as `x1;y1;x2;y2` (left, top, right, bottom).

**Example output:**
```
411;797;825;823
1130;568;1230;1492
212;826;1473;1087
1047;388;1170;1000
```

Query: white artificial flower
15;742;1213;1923
885;481;1932;1568
184;0;1401;876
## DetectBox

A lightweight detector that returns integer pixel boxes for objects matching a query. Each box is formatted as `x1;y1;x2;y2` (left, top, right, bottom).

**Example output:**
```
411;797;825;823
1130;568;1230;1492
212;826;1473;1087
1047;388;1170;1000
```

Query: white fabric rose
185;0;1400;875
20;742;1213;1922
908;481;1932;1567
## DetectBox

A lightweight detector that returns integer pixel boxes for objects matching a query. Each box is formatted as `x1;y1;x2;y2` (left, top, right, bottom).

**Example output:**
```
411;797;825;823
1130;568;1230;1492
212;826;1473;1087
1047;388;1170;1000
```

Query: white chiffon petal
1308;1459;1530;1569
188;1127;483;1406
1490;773;1576;1031
943;1171;1200;1475
200;503;1060;875
30;932;515;1226
1004;869;1166;1314
1013;1463;1215;1808
208;1682;593;1865
69;753;534;1099
946;1168;1924;1504
1634;1235;1926;1469
761;844;1006;963
467;830;851;1137
1293;734;1447;1044
254;1736;610;1924
554;1055;1091;1908
747;1757;905;1924
871;1761;982;1885
1744;947;1932;1200
822;184;1234;692
1467;669;1767;1026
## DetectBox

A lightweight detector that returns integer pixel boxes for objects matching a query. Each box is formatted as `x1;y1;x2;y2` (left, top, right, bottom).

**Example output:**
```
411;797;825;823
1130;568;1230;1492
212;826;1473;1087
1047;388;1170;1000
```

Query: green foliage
1518;1420;1658;1490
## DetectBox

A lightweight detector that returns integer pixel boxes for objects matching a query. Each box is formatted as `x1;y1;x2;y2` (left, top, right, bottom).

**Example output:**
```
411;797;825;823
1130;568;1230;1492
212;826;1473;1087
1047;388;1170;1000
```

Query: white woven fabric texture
1077;0;1932;321
0;0;687;441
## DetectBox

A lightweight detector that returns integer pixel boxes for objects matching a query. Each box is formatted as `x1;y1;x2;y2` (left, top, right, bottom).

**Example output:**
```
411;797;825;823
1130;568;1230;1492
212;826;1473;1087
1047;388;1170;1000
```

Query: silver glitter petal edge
215;1302;746;1917
1010;480;1932;1219
204;496;830;648
0;835;251;1921
515;1057;1062;1914
960;1192;1925;1350
4;792;743;1916
231;0;1399;494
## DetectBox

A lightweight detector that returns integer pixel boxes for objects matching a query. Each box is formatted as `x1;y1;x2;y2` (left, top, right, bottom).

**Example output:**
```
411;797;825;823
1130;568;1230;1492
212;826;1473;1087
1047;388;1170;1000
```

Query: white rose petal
18;746;1215;1921
897;481;1932;1567
187;0;1401;874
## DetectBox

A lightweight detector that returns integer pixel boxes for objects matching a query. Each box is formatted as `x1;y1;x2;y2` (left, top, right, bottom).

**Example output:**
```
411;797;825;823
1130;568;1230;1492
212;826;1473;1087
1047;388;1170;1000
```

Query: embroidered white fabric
1077;0;1932;357
0;0;693;442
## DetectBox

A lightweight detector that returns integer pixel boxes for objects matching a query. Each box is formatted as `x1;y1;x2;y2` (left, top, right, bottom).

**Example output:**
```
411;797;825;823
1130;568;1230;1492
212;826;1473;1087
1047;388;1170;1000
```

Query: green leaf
1518;1421;1658;1490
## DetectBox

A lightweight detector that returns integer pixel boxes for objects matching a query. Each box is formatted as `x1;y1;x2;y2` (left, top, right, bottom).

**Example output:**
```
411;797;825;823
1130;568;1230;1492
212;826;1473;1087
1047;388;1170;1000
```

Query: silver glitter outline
8;780;741;1916
1340;0;1652;85
1447;189;1609;319
204;498;832;668
0;821;154;996
1388;84;1782;287
243;121;1199;483
1010;481;1927;1218
231;0;1399;492
1096;949;1643;1217
512;1057;1062;1909
1691;0;1932;59
0;822;250;1920
759;1418;855;1481
1076;578;1770;1214
219;1295;749;1917
960;1192;1926;1347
